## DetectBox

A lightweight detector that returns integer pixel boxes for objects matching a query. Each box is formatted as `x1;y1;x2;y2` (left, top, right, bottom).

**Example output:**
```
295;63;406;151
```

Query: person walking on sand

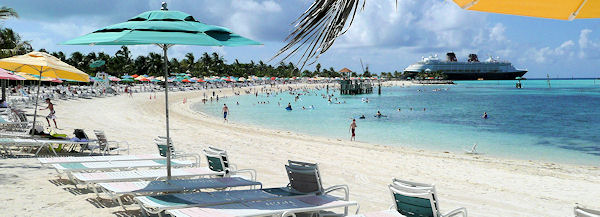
222;104;229;123
349;119;357;141
41;98;57;128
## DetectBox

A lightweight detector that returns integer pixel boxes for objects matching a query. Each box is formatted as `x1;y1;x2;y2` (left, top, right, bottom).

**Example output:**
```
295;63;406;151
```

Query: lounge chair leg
34;145;44;156
117;196;126;210
92;185;100;198
139;204;150;217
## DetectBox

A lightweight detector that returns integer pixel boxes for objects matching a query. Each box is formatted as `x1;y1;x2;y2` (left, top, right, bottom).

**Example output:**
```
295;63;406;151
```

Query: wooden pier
339;79;373;95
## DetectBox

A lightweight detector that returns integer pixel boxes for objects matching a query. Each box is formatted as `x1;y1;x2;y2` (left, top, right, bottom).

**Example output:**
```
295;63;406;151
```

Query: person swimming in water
359;115;366;119
482;112;488;119
286;103;292;110
375;111;383;118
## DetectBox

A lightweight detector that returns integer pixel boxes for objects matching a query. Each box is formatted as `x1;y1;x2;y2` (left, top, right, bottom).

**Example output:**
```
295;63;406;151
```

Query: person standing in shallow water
349;119;357;141
222;104;229;123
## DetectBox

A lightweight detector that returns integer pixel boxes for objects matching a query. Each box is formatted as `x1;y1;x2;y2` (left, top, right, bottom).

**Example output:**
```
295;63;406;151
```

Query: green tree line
40;46;348;78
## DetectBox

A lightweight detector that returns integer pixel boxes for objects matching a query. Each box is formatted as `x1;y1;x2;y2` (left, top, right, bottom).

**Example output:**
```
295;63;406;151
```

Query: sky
1;0;600;78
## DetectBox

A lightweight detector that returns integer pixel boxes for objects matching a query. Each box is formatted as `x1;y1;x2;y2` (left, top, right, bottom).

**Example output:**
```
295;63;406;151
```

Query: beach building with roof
338;67;373;95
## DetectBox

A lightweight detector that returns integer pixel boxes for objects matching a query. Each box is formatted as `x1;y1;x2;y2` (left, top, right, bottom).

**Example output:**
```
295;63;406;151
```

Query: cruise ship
403;53;527;80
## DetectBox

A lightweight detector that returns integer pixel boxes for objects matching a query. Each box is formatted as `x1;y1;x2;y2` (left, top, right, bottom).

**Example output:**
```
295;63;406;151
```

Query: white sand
1;82;599;217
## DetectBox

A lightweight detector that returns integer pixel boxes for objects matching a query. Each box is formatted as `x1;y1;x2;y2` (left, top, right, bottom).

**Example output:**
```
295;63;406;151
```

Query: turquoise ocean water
194;80;600;165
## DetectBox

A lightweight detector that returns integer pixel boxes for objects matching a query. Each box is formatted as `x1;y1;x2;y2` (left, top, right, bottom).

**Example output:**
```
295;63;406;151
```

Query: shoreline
187;84;599;169
1;82;599;216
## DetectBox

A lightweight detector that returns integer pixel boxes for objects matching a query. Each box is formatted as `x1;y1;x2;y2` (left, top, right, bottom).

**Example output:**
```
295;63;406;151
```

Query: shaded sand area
1;82;599;216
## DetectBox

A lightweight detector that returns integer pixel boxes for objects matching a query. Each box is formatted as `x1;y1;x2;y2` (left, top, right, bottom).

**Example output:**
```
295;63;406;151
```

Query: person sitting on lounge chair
0;99;8;108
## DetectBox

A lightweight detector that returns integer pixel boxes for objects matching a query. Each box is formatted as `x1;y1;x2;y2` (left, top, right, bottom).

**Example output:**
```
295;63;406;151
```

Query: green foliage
0;6;18;20
0;28;32;58
417;70;448;80
39;47;340;78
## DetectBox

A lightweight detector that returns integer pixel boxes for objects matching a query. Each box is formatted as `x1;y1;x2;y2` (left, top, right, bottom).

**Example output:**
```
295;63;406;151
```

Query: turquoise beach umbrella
121;78;135;83
62;3;261;180
89;60;106;68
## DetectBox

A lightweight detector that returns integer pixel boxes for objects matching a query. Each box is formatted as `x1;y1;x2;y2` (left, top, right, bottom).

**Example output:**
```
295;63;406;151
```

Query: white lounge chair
52;159;195;182
575;204;600;217
134;160;350;217
84;130;129;155
166;195;358;217
203;147;256;181
154;137;201;164
347;210;405;217
38;154;165;165
0;138;91;156
98;177;262;209
71;167;222;187
386;178;467;217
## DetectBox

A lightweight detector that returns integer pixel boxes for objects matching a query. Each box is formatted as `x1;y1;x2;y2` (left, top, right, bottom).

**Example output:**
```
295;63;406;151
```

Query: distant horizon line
520;77;600;80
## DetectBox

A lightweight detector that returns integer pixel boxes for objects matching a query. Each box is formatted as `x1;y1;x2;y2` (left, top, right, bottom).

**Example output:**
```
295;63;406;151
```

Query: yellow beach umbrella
14;72;38;80
0;52;89;82
14;72;53;82
453;0;600;20
0;51;90;133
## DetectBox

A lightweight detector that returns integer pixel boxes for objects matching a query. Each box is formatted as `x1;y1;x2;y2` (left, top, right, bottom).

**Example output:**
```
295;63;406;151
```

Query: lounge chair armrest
231;169;257;181
575;204;600;216
324;184;350;201
443;207;467;217
228;163;238;171
173;152;202;166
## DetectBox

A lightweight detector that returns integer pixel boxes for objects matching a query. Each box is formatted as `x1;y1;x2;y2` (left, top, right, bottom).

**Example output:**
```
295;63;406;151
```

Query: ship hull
445;70;527;80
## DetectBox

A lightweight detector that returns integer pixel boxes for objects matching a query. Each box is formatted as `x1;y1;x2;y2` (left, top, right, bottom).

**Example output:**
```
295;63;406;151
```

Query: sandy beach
1;82;599;217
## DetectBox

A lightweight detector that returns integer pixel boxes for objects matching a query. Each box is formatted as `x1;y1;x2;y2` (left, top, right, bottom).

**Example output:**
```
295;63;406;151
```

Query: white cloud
526;40;576;63
221;0;286;41
489;23;506;42
578;29;600;59
7;0;600;77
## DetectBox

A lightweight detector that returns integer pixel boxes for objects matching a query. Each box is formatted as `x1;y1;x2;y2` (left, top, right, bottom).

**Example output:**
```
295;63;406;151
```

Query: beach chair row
37;136;459;217
40;139;254;204
0;129;128;157
39;139;598;217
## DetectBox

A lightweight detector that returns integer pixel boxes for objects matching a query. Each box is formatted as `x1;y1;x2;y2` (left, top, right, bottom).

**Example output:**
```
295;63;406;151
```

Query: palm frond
271;0;365;69
0;6;19;20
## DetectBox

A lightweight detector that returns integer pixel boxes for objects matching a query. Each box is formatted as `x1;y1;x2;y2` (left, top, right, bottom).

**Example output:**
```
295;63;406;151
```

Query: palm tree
272;0;366;69
199;52;212;76
50;51;66;61
0;7;27;57
114;46;133;75
0;28;32;58
133;55;149;75
170;58;181;74
147;52;163;76
182;53;195;73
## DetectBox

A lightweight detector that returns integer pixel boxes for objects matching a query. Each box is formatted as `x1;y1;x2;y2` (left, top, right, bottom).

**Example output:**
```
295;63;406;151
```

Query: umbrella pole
161;44;172;180
1;79;5;101
31;68;42;135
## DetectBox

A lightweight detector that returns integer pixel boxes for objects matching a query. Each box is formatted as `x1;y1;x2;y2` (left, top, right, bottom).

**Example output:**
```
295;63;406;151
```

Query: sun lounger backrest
208;147;229;168
94;130;109;149
389;179;439;217
16;111;27;122
575;205;600;217
285;160;323;195
203;148;229;174
154;137;174;157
